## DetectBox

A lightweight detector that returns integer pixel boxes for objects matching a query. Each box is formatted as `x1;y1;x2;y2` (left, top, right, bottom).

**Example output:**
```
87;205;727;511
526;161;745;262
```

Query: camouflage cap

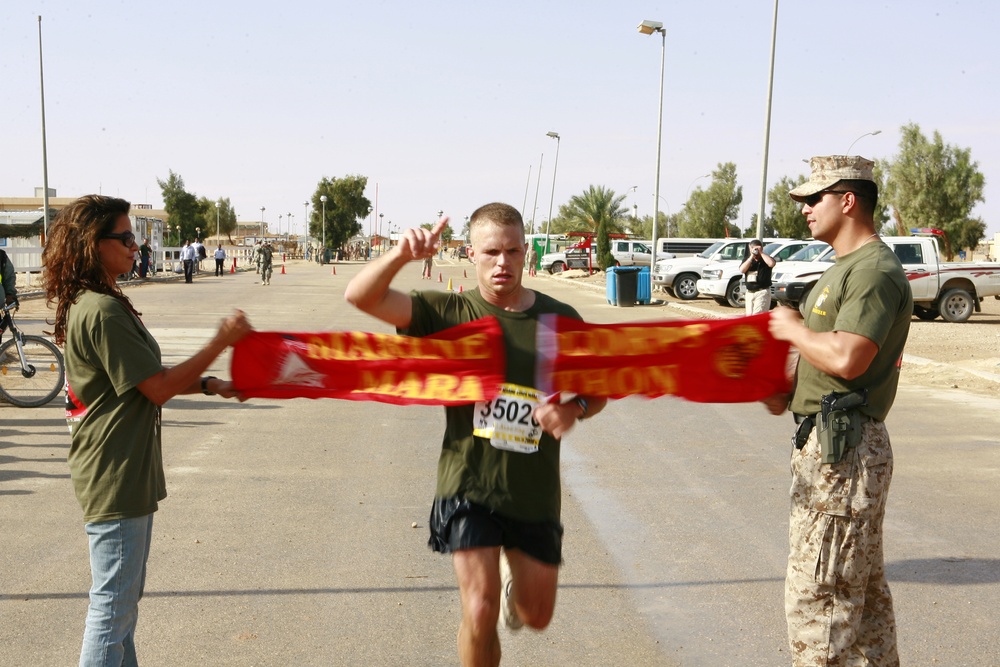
789;155;875;202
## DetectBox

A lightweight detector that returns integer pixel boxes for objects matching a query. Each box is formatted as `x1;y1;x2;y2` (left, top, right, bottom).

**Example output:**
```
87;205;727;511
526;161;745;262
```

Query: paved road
2;259;998;666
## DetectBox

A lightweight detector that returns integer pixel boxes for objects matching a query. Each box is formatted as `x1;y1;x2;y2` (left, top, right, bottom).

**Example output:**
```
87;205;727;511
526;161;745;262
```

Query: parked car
695;239;811;307
541;238;655;274
654;238;770;300
768;242;835;304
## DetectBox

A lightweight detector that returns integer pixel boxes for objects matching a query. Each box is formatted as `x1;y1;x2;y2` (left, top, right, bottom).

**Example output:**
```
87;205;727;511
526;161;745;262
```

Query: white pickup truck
770;235;1000;322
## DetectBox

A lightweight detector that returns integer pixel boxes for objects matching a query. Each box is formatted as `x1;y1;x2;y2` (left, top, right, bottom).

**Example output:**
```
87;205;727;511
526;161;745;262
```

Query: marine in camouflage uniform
768;156;912;666
259;242;274;285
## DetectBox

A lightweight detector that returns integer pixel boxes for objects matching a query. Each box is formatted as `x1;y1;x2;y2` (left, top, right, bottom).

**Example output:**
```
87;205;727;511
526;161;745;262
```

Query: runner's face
469;222;527;300
98;214;138;280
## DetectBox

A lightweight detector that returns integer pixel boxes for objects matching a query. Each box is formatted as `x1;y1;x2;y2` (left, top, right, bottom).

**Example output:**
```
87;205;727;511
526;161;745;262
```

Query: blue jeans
80;514;154;667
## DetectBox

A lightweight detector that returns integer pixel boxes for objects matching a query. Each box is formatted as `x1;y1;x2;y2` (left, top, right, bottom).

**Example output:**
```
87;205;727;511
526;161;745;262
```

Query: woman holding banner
42;194;252;666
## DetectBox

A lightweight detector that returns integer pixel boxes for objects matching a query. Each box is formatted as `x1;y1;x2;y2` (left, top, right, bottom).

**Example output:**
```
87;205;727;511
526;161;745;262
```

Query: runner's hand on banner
398;216;449;261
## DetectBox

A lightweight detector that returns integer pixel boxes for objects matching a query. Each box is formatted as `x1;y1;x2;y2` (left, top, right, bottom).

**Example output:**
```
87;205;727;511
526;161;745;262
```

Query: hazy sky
3;1;998;239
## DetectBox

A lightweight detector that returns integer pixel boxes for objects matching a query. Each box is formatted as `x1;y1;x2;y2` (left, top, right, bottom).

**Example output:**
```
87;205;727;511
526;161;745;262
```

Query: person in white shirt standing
214;245;227;277
180;240;197;283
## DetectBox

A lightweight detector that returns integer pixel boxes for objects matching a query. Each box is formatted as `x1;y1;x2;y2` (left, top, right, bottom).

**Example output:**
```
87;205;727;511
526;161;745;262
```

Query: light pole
215;201;221;242
638;19;666;270
686;173;710;201
320;195;327;263
544;132;560;254
303;201;310;245
755;0;779;240
286;213;293;246
278;215;282;243
847;129;882;154
378;213;383;258
259;206;266;238
437;210;444;256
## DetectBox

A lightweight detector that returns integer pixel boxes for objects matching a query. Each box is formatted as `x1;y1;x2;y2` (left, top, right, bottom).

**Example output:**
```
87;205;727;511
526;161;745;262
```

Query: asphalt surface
1;258;998;666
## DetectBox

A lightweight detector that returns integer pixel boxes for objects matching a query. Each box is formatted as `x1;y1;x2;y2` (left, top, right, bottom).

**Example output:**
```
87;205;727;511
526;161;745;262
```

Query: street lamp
686;173;710;201
638;18;666;270
259;206;266;238
303;201;310;244
215;201;221;242
544;132;560;254
378;213;383;258
320;195;327;263
847;129;882;154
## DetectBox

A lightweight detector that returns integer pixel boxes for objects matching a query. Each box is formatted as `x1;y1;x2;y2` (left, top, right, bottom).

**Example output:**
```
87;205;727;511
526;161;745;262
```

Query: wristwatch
201;376;218;396
573;396;589;421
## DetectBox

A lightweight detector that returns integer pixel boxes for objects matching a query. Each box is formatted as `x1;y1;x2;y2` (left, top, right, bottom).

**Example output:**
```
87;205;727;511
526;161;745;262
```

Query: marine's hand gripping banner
535;312;790;402
231;316;506;405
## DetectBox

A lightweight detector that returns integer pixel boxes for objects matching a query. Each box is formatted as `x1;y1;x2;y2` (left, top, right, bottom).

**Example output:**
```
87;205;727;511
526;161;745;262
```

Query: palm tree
560;185;628;234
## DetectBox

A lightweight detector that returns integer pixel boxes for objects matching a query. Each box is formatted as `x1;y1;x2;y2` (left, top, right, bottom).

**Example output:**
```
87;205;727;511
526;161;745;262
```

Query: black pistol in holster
817;388;868;464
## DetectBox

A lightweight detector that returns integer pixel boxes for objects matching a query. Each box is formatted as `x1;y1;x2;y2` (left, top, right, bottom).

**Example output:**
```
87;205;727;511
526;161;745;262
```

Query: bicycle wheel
0;335;65;408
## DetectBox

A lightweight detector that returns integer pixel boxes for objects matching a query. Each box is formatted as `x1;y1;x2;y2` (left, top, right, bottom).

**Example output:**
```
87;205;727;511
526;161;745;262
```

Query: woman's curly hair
42;195;141;345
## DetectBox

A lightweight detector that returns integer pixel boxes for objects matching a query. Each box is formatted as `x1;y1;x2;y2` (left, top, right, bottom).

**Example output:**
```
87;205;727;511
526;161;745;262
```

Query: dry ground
552;269;1000;398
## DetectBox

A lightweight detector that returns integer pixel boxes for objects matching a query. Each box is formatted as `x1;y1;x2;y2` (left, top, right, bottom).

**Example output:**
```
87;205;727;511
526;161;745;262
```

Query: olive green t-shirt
791;241;912;421
404;287;580;523
65;291;165;522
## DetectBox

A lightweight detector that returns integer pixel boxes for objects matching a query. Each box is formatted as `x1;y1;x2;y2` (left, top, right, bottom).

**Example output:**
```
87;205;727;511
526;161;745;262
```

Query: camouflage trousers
786;419;899;667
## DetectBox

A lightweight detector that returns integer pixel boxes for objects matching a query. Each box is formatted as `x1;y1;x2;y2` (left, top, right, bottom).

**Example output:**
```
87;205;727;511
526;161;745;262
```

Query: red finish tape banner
231;316;506;405
535;312;791;402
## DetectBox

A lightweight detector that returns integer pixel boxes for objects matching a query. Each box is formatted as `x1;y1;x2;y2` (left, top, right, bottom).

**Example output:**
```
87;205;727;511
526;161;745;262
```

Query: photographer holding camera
739;239;775;315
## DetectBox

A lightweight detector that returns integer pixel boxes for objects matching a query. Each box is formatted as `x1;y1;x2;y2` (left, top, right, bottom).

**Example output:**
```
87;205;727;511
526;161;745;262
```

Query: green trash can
614;267;641;307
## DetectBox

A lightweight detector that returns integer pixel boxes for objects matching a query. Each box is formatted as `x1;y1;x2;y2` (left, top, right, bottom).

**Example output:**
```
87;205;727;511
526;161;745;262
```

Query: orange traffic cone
331;265;337;275
281;264;286;274
230;259;236;273
458;284;464;293
438;272;443;283
446;278;453;291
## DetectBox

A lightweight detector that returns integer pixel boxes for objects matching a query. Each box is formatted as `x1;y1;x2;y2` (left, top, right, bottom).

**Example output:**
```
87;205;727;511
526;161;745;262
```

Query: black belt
794;412;873;425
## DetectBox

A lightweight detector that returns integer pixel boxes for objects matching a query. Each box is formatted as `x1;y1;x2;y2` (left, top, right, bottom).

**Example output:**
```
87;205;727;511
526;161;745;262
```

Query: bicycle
0;299;65;408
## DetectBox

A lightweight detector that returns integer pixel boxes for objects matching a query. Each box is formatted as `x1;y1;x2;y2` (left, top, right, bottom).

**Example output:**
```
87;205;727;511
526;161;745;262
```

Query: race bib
473;383;544;453
746;271;758;283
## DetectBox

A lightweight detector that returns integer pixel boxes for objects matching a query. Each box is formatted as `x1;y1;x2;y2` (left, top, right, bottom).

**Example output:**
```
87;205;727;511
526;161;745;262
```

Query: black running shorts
428;496;563;566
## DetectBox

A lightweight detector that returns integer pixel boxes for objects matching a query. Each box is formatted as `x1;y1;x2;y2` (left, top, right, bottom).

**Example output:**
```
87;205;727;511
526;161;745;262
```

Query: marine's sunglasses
801;190;852;208
101;231;136;247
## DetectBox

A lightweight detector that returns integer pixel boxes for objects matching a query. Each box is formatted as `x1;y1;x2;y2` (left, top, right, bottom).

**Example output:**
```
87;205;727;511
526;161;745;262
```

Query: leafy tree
157;170;205;242
744;213;777;239
883;123;986;259
310;175;372;251
630;211;677;240
767;175;809;238
198;196;238;241
678;162;743;237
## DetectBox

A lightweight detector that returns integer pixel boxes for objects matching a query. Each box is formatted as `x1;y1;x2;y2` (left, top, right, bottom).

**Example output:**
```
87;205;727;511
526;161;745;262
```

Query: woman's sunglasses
101;231;136;247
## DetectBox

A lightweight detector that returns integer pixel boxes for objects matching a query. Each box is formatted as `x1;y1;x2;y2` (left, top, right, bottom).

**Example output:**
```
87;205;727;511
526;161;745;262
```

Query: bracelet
573;396;589;421
201;376;218;396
